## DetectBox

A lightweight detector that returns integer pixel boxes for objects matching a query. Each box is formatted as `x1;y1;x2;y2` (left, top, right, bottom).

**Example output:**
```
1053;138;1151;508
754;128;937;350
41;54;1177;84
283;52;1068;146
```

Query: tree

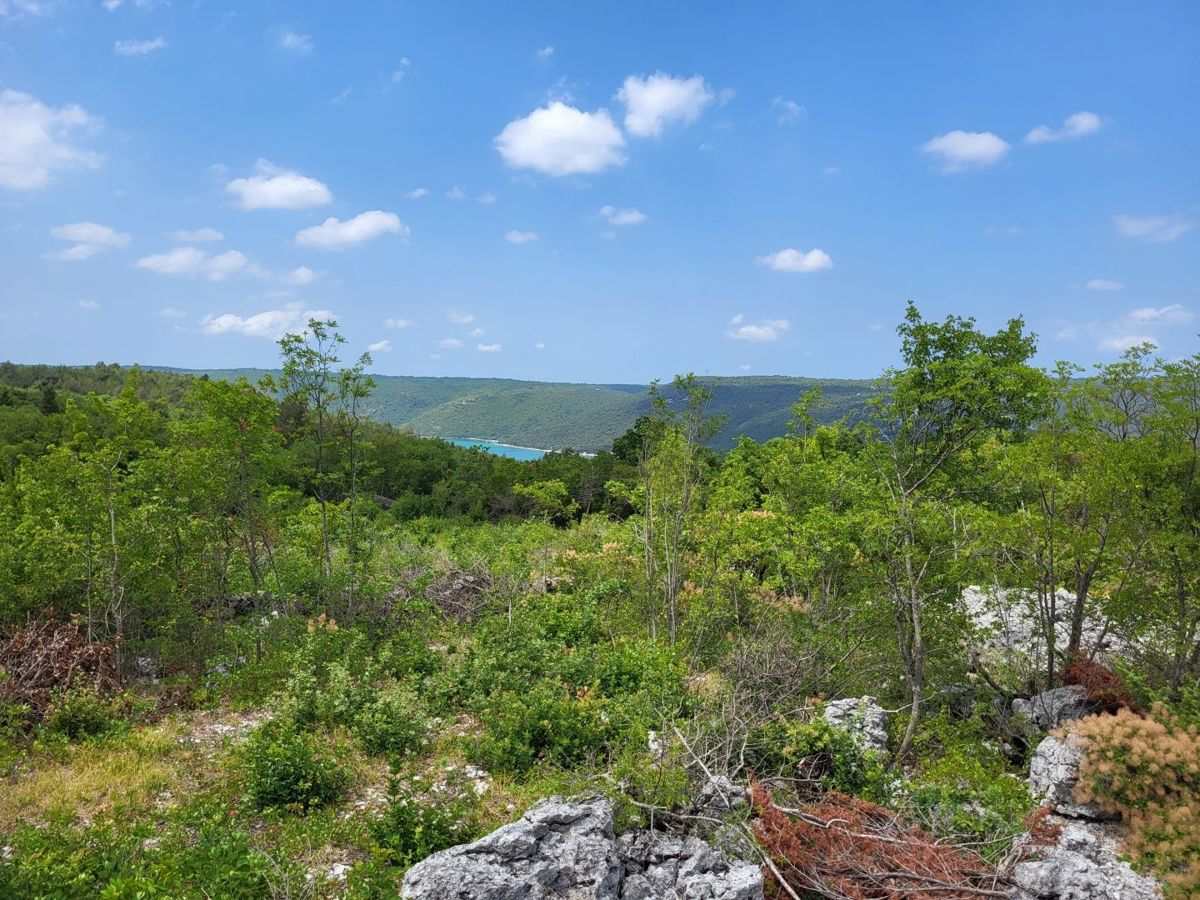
867;303;1049;758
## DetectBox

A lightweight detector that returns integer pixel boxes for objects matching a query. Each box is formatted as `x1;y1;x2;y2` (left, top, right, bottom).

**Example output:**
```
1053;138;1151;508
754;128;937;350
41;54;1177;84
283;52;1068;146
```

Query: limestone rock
1013;686;1091;731
1009;818;1161;899
822;697;889;754
400;796;764;900
1028;734;1108;819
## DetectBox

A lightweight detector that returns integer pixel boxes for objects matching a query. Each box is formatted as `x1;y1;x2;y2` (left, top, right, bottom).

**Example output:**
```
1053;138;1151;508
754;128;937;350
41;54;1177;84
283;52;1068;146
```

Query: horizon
2;3;1199;381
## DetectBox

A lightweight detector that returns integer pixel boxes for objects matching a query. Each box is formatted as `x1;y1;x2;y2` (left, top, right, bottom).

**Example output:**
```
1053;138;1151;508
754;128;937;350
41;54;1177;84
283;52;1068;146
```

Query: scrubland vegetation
2;302;1200;896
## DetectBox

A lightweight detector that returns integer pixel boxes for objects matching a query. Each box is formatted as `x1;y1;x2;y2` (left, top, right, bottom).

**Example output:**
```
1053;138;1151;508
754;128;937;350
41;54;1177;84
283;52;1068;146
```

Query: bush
472;681;611;773
42;682;121;740
747;713;890;801
1063;655;1140;714
1073;707;1200;896
369;774;479;869
353;682;429;757
239;720;349;811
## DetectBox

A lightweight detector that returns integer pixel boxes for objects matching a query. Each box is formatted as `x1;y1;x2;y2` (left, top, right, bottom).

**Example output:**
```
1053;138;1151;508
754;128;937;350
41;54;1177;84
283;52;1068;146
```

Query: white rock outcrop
822;696;889;754
1009;819;1161;899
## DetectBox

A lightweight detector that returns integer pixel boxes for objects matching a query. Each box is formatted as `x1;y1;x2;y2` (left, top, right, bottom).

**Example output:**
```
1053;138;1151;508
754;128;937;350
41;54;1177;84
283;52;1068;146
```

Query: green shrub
748;713;891;801
353;682;429;757
369;775;479;869
43;683;121;741
239;720;349;811
472;681;612;773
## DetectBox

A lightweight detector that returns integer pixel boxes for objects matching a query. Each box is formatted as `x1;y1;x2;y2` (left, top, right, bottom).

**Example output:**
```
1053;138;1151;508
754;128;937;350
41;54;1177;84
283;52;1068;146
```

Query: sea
447;438;548;461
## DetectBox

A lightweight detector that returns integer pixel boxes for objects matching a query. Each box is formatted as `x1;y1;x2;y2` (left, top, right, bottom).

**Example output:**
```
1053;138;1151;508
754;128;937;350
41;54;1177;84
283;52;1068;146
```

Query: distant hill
4;362;878;452
155;369;878;452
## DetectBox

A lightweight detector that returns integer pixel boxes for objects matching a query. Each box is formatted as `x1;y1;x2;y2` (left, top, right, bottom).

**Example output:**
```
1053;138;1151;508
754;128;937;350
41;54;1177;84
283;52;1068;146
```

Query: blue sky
1;1;1197;382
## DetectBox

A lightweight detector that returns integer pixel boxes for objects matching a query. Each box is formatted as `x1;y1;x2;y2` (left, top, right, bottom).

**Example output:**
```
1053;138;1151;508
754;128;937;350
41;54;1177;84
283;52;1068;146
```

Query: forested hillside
151;366;875;451
2;306;1198;897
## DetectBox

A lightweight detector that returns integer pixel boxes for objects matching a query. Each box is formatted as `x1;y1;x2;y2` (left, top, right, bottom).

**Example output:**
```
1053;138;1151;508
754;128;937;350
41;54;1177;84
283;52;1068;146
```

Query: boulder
1013;686;1091;731
1028;733;1109;820
691;775;747;818
1009;819;1161;899
401;797;764;900
822;697;889;754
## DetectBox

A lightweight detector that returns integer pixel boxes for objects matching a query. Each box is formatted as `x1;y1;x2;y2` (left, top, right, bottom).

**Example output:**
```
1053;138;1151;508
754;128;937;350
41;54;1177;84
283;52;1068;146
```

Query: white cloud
536;45;554;58
1085;278;1124;292
201;305;334;339
739;364;751;371
1025;111;1102;144
494;101;626;176
439;337;463;349
726;315;790;342
46;221;131;260
444;185;466;200
469;327;485;337
0;89;102;190
0;0;48;20
368;339;392;352
136;246;261;281
1114;213;1194;244
384;317;413;329
406;187;429;199
535;341;545;349
921;130;1010;171
599;204;647;226
618;72;713;137
983;224;1021;237
226;159;331;210
477;191;498;204
772;96;806;125
281;265;318;285
278;29;313;54
448;311;475;324
170;227;223;242
331;87;352;104
505;229;538;244
390;57;411;83
477;342;501;352
429;353;442;360
1100;334;1157;352
158;307;188;318
114;36;166;56
756;247;833;273
1127;304;1193;325
78;299;99;310
295;210;407;249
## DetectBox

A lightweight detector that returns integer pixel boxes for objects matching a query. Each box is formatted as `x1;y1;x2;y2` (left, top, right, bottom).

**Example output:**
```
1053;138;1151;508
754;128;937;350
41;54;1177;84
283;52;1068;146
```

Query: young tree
867;303;1049;758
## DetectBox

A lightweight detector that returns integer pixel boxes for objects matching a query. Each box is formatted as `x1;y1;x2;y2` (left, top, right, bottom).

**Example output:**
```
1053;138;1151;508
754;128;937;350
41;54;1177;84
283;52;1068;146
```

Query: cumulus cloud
1099;334;1157;352
921;130;1010;171
1025;111;1102;144
45;221;131;260
0;89;102;190
448;311;475;324
158;307;188;318
477;342;501;352
278;29;313;54
384;317;413;328
505;229;538;244
535;341;545;349
618;72;713;137
536;45;554;58
1084;278;1124;291
726;314;790;342
170;227;223;242
444;185;466;200
772;97;806;125
114;36;166;56
281;265;318;284
136;246;261;281
367;339;392;352
494;101;626;176
406;187;429;198
1114;213;1194;244
390;57;410;84
295;210;407;249
78;299;100;310
201;305;334;339
438;337;463;349
477;191;498;204
226;159;332;210
599;205;647;226
756;247;833;273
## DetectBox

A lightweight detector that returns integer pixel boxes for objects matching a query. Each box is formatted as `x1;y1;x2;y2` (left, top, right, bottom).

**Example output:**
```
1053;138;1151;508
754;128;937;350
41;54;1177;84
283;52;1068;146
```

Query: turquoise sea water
447;438;547;461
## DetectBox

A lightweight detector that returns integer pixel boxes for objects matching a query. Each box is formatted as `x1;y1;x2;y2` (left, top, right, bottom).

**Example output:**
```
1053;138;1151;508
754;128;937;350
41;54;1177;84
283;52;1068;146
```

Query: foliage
42;682;124;740
748;713;891;801
369;774;480;870
1063;654;1141;714
1073;708;1200;895
0;619;121;723
353;681;429;757
238;719;349;811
